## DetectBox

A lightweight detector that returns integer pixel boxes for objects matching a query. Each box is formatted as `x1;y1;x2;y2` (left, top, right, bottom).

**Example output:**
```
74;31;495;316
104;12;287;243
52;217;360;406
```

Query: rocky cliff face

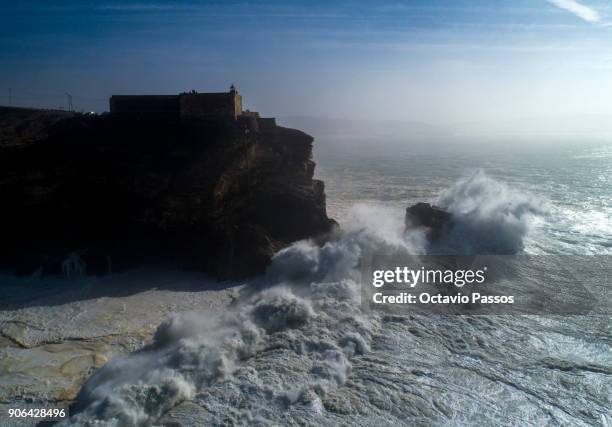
0;107;335;279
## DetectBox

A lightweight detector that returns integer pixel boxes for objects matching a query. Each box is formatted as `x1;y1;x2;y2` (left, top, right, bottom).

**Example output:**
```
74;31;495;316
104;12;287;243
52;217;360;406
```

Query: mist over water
62;138;612;425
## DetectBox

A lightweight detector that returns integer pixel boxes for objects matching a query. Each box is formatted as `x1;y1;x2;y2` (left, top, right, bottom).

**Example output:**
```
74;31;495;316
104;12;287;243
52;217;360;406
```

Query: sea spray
432;170;548;254
62;205;421;426
65;279;376;426
63;173;548;426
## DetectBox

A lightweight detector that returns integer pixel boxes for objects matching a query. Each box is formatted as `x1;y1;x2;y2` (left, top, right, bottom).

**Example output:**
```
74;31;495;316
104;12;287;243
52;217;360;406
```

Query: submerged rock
0;107;335;279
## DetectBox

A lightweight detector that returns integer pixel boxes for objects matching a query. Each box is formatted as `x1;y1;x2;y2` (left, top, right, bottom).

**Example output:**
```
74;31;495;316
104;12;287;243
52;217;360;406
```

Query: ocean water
315;136;612;256
57;136;612;426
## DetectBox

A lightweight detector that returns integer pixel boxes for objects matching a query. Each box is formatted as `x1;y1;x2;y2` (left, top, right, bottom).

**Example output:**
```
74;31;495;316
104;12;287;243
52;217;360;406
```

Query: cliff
0;107;336;279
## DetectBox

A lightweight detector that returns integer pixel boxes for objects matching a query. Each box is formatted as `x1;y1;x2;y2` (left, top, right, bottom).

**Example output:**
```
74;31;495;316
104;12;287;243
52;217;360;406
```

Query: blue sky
1;0;612;123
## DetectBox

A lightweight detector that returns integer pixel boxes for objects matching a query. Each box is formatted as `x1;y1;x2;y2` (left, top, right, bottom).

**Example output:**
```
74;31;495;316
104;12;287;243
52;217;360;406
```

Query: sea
14;134;612;426
316;135;612;256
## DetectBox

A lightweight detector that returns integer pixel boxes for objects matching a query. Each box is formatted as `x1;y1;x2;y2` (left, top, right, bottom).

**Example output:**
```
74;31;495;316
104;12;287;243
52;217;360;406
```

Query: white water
62;162;612;426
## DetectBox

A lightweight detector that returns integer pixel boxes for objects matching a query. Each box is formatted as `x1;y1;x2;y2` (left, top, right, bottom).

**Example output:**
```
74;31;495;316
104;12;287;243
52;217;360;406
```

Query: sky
1;0;612;125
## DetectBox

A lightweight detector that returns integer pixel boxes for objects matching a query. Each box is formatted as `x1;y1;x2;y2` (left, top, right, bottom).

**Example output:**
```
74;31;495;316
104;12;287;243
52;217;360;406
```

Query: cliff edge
0;107;336;279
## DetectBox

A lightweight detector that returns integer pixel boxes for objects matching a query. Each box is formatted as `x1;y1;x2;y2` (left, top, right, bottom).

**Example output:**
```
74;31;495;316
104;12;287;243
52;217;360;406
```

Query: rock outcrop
0;107;336;279
405;202;452;241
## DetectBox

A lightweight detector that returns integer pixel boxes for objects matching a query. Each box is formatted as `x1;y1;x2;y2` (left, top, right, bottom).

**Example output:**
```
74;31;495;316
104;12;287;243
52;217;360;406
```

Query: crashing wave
63;172;544;425
431;170;548;254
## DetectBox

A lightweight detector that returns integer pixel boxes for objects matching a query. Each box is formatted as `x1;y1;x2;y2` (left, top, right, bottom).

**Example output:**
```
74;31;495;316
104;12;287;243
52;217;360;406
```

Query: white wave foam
66;271;374;425
63;174;544;425
433;170;548;254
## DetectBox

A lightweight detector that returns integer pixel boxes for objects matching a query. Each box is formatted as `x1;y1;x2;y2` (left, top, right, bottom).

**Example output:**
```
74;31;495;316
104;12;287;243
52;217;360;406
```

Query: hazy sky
2;0;612;124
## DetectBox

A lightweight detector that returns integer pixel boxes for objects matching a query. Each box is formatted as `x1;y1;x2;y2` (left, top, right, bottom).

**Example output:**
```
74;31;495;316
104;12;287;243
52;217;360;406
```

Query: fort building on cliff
109;84;276;132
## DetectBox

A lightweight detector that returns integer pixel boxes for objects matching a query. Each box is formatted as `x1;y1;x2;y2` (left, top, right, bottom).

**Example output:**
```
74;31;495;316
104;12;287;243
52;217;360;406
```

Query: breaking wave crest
64;173;544;426
66;281;374;426
433;170;548;254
